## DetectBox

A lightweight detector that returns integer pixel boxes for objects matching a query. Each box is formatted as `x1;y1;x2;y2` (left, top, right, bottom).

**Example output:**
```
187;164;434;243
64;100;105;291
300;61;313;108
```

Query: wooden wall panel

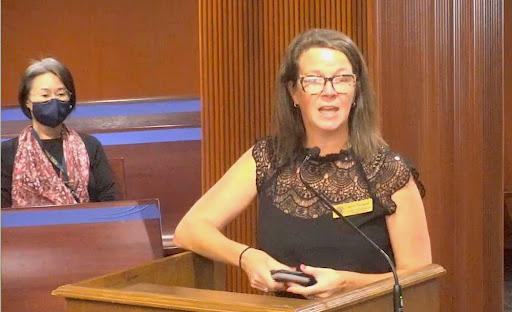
104;141;201;251
374;1;503;311
2;200;163;312
199;0;370;293
1;99;202;253
1;0;199;106
505;0;512;193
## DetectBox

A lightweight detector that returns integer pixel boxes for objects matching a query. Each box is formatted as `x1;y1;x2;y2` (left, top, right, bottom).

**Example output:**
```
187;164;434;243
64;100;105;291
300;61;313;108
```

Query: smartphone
270;269;317;287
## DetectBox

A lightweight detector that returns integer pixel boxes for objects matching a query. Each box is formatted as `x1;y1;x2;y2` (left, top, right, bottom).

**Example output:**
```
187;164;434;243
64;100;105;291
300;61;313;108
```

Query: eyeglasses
29;88;71;102
299;74;357;95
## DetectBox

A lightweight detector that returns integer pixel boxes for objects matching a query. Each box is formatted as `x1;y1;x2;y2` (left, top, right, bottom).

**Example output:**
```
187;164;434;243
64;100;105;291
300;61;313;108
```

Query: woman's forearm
344;271;392;290
340;269;413;291
174;217;248;267
173;148;258;267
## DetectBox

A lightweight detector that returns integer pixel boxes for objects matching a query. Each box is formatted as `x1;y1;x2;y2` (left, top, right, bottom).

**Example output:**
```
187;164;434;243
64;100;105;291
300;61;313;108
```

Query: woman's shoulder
365;146;425;213
252;136;278;189
252;136;276;162
1;137;19;151
76;133;106;161
78;133;102;147
365;146;417;175
1;137;19;167
253;136;275;151
1;137;19;157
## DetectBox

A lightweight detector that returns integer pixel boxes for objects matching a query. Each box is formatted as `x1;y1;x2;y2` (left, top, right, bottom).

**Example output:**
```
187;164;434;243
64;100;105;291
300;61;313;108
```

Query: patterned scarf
11;125;90;207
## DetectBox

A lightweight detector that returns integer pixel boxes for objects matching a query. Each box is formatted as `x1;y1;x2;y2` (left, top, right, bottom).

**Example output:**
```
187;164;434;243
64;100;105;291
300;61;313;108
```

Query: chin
313;119;346;132
314;124;345;133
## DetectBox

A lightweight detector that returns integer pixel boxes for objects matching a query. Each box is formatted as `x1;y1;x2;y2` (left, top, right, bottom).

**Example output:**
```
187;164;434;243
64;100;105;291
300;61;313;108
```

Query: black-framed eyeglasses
299;74;357;95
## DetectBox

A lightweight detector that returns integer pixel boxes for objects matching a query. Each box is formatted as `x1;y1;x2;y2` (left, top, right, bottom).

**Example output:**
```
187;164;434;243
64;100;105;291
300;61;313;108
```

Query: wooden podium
53;251;445;312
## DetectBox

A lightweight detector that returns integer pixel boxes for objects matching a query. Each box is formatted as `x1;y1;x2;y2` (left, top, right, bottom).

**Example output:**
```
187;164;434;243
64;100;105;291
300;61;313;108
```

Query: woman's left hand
285;264;358;299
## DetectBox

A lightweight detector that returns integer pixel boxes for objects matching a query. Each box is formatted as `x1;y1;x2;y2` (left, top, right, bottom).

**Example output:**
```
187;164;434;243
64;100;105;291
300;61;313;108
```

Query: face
288;47;356;136
26;72;70;113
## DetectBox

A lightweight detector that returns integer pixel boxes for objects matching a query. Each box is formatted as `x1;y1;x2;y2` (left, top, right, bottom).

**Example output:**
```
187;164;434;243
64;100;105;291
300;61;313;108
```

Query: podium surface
2;199;164;312
53;251;445;312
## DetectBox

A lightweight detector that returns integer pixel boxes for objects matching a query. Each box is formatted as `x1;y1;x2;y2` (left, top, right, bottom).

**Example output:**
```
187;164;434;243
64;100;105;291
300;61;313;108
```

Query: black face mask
30;99;73;128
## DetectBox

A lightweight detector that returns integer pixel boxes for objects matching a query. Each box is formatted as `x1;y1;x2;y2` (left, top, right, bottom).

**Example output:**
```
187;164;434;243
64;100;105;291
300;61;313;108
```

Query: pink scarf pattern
11;125;90;207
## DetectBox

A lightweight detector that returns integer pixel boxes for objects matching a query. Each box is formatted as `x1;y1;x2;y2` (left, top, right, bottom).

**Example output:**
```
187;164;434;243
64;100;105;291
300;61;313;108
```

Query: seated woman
174;29;431;298
1;57;116;208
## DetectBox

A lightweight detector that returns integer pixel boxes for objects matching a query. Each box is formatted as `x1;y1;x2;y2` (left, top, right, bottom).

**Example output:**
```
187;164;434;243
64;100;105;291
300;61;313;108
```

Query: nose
321;80;337;96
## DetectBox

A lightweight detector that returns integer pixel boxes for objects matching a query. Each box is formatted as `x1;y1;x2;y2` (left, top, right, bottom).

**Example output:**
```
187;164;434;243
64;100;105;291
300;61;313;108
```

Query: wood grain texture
104;141;201;250
0;112;200;138
52;251;445;312
199;0;370;294
505;0;512;193
505;0;512;250
373;1;503;311
108;157;127;200
1;0;199;106
200;1;504;310
1;98;202;251
2;200;163;312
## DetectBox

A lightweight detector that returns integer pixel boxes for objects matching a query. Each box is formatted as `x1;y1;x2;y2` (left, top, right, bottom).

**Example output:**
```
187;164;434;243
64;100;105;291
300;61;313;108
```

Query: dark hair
18;57;76;119
272;28;386;164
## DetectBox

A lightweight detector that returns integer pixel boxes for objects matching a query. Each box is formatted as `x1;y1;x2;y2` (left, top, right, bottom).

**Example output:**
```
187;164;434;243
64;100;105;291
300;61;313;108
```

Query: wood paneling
200;1;504;310
504;0;512;251
199;0;369;293
1;111;200;138
505;0;512;193
104;141;201;250
374;1;503;311
1;99;202;248
108;157;127;200
52;255;445;312
2;200;163;312
1;0;199;106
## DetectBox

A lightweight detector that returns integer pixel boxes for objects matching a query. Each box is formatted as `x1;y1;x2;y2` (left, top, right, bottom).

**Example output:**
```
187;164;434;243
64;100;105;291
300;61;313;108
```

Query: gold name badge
332;198;373;218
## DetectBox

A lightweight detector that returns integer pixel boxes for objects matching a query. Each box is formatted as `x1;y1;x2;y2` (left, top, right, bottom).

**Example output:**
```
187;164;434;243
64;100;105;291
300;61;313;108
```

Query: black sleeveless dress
252;137;425;273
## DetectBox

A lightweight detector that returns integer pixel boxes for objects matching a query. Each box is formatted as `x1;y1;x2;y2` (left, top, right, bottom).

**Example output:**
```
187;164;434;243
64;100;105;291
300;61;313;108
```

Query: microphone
299;147;404;312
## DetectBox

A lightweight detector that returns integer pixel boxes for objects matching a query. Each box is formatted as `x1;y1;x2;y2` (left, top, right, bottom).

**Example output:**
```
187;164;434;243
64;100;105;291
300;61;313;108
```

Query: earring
293;102;299;108
351;101;356;107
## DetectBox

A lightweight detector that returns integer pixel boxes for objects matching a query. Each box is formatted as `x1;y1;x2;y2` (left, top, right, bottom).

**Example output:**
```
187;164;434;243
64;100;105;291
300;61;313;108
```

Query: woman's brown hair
272;28;385;165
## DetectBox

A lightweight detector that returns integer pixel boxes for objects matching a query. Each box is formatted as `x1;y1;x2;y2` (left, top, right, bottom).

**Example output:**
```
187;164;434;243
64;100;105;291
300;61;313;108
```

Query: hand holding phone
270;269;317;287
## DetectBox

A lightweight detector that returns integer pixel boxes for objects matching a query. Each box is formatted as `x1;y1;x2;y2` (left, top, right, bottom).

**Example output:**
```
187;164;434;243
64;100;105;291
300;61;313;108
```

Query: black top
252;137;425;273
1;133;117;207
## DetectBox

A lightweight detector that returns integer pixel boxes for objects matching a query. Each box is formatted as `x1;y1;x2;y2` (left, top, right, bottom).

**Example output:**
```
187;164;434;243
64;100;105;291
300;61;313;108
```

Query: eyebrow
36;87;67;91
302;72;354;77
301;68;353;76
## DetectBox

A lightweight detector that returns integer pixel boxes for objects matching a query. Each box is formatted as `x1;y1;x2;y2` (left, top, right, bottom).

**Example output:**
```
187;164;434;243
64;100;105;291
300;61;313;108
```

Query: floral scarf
11;125;90;207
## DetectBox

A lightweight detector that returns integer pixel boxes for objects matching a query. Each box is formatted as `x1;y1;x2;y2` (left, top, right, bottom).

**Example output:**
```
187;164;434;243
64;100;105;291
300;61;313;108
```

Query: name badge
332;198;373;218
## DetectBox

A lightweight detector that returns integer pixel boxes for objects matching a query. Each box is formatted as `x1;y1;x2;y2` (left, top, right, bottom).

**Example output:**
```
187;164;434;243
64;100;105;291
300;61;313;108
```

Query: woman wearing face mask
1;57;116;208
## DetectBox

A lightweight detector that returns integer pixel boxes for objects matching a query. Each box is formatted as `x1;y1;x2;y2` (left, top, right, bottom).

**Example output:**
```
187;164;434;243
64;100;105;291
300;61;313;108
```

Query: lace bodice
253;137;424;219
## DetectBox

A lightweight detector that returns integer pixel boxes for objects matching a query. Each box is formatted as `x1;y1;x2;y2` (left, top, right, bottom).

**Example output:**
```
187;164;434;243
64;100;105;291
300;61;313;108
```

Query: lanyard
31;129;81;203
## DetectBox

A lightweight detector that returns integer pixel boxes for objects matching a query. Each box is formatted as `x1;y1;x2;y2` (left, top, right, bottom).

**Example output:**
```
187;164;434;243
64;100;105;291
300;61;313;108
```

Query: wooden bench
1;199;164;312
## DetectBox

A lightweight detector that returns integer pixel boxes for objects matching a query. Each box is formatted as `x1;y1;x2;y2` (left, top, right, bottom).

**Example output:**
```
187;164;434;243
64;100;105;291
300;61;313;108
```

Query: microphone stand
299;150;404;312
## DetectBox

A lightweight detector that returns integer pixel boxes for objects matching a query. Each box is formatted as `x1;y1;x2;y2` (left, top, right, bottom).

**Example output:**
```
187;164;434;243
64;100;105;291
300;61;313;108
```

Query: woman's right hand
239;248;291;293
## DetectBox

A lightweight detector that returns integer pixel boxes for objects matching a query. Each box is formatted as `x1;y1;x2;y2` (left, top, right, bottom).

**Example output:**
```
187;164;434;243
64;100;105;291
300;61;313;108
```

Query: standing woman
174;29;431;298
1;57;116;208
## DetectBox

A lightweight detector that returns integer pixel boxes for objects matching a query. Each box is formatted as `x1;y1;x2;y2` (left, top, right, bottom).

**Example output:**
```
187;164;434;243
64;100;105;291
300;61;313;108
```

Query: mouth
318;106;340;118
318;106;339;112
